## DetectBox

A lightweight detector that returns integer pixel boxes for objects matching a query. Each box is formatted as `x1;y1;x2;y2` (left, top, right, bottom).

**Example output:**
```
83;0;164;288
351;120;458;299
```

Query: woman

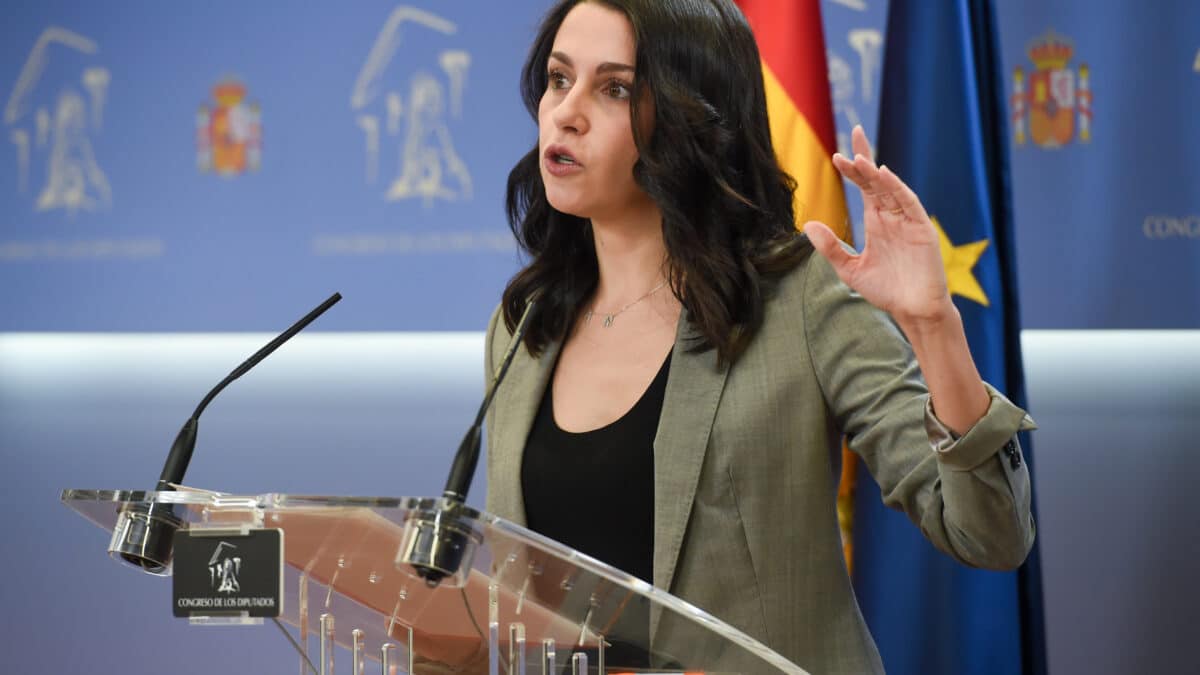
484;0;1035;672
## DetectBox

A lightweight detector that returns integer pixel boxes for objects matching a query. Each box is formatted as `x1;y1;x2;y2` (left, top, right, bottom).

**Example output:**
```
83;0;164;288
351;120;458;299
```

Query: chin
544;189;590;219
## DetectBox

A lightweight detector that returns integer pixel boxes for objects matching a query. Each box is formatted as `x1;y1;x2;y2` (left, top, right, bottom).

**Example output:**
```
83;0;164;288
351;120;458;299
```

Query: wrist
896;296;960;339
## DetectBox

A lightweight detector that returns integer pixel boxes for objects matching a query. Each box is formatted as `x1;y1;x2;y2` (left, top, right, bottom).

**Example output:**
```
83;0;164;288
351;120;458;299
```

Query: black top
521;352;671;583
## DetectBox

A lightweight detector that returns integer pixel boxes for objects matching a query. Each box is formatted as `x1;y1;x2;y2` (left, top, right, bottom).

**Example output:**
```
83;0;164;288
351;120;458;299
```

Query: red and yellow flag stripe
735;0;857;571
735;0;849;238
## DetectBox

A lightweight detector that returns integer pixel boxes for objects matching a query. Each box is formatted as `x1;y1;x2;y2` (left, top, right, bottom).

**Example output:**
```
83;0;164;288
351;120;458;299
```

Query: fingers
850;124;874;163
877;165;928;221
833;152;895;210
833;126;885;202
805;221;857;278
832;128;925;220
832;152;869;189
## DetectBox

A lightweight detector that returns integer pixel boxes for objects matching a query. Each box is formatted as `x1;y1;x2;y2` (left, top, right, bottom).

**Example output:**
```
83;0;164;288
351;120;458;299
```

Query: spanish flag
734;0;858;570
734;0;849;238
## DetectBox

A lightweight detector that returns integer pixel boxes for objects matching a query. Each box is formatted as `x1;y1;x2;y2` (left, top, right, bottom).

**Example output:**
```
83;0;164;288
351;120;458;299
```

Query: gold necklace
584;280;668;328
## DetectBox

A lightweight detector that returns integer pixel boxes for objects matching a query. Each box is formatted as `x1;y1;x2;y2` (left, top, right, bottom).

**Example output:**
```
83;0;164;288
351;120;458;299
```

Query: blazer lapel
652;311;730;596
488;340;560;527
491;311;729;616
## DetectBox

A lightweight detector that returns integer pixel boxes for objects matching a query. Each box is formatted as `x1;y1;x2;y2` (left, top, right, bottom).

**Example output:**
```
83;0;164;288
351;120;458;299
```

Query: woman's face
538;2;655;222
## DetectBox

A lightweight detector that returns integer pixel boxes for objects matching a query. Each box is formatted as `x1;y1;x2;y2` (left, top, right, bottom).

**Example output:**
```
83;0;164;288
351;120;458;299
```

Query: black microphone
402;298;538;587
443;299;538;504
156;292;343;491
109;292;342;575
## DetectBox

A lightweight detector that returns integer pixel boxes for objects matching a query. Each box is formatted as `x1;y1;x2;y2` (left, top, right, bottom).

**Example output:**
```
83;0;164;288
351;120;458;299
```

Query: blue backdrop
6;1;1195;332
2;2;1198;674
996;1;1200;328
2;1;535;331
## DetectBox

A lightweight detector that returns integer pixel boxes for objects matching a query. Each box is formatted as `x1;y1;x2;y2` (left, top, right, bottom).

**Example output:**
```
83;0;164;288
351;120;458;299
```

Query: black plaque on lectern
172;528;283;618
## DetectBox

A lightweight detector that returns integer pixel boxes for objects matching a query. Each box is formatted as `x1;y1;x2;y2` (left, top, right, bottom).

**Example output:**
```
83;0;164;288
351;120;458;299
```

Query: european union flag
851;1;1046;674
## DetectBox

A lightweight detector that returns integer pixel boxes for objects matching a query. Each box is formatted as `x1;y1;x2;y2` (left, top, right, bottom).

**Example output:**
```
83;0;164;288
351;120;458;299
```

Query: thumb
804;221;857;275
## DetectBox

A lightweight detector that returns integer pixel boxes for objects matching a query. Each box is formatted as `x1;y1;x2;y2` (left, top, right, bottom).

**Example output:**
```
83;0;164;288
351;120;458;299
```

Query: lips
543;144;583;176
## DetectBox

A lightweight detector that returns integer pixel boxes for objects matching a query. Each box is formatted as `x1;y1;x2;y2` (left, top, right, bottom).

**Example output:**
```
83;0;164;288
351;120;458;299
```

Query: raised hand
805;125;954;326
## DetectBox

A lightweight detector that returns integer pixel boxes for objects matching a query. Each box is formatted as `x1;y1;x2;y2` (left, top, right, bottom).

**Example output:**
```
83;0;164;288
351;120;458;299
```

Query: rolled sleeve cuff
925;383;1037;470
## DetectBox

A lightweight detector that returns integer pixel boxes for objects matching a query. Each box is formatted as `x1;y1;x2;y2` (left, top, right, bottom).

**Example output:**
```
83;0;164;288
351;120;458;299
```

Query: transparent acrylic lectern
62;489;808;674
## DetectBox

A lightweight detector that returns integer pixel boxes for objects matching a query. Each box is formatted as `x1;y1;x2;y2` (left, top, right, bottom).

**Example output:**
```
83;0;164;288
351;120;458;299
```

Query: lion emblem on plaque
1010;31;1092;148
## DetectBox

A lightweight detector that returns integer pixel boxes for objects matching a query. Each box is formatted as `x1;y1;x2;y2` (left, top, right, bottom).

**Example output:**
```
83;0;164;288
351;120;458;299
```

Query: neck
590;205;668;303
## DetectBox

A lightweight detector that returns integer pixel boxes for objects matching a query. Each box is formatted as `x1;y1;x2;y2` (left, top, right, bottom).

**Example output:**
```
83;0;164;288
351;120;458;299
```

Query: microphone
443;299;538;504
156;292;343;491
109;292;342;575
401;297;538;587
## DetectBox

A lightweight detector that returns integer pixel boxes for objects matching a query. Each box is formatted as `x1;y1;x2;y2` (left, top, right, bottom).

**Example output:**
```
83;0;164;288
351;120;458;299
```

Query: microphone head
108;502;184;576
396;503;481;588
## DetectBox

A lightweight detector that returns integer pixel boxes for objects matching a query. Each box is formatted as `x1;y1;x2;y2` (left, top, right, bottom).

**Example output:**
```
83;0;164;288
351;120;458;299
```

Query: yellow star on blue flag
931;216;990;307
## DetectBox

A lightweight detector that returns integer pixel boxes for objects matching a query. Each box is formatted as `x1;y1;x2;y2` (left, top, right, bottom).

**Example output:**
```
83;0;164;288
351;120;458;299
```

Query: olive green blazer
484;250;1035;674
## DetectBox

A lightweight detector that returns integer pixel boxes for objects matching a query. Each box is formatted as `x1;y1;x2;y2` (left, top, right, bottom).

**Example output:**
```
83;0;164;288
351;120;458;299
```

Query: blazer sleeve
800;252;1036;570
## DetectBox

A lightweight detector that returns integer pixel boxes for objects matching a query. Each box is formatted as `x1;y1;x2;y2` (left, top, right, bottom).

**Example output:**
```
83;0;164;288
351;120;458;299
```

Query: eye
603;79;632;100
547;69;570;91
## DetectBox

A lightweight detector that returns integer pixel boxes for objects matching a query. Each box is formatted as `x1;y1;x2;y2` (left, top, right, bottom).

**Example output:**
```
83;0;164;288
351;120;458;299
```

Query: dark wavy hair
503;0;812;365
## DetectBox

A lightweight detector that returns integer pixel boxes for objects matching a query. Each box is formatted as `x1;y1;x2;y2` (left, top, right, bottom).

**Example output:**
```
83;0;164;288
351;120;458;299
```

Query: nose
550;84;590;135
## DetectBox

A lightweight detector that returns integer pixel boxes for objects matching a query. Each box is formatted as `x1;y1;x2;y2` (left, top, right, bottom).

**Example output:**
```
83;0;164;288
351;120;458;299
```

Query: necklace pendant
602;314;615;328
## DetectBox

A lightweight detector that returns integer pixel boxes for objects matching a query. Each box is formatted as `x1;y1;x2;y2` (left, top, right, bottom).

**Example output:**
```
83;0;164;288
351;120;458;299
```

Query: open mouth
544;145;581;168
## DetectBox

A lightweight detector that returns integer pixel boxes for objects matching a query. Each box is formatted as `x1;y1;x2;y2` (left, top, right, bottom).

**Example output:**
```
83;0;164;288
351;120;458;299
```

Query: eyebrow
549;51;635;75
